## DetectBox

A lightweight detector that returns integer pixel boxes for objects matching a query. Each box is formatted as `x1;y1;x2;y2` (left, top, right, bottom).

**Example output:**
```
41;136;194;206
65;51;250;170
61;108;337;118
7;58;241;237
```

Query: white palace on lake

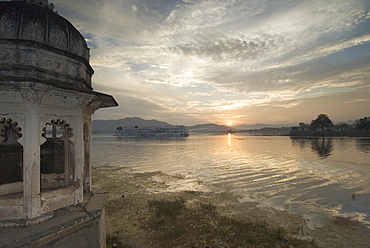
114;125;189;137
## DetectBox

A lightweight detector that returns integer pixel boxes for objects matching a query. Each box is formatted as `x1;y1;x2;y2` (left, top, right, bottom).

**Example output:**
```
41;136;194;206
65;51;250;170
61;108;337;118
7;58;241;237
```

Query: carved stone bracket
85;100;102;114
77;95;101;113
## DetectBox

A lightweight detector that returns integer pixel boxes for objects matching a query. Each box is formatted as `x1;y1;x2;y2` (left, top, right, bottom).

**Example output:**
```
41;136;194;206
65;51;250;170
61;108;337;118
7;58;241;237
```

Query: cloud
172;33;283;62
51;0;370;125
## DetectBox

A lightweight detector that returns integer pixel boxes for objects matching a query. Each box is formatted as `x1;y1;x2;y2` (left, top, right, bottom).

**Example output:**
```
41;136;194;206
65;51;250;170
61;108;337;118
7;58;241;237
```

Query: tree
355;117;370;130
335;122;349;131
311;114;333;131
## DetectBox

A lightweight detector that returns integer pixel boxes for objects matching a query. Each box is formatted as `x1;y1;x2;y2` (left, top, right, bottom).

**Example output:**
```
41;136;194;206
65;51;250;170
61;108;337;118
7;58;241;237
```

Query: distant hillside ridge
234;122;302;130
187;123;235;132
92;117;173;132
234;123;280;130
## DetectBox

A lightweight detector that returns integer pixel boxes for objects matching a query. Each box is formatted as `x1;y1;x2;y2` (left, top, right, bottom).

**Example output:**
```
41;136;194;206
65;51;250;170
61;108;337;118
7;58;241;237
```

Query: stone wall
33;210;106;248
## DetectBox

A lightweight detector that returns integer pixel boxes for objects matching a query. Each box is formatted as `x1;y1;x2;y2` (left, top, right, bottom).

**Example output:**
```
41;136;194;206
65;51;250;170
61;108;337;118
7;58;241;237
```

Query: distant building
0;1;117;247
290;123;312;132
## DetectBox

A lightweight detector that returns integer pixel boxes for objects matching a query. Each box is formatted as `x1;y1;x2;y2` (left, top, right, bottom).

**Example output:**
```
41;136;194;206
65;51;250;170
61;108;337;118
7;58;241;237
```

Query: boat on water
113;125;189;137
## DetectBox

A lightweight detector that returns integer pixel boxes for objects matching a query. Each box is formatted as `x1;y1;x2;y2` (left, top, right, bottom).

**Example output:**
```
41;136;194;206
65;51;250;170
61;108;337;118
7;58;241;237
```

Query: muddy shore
93;166;370;248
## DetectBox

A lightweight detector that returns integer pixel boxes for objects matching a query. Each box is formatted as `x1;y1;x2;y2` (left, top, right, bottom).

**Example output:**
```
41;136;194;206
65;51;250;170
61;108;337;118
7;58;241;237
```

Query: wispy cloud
52;0;370;125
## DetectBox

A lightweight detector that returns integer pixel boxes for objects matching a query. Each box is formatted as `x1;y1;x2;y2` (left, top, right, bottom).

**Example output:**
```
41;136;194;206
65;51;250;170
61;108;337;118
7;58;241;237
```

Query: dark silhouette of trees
311;114;333;131
355;117;370;130
335;122;350;131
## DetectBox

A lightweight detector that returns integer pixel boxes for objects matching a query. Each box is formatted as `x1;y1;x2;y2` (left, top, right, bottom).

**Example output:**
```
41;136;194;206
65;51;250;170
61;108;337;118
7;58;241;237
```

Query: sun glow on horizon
72;0;370;125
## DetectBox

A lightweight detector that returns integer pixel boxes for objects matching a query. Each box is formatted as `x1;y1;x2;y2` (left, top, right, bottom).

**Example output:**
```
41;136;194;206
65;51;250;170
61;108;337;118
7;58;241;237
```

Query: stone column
82;97;100;195
83;117;92;194
74;112;84;204
23;109;41;219
86;118;92;193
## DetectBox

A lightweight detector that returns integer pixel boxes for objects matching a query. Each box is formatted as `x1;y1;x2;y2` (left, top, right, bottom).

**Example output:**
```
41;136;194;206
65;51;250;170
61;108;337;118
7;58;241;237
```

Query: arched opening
40;119;74;191
0;118;23;196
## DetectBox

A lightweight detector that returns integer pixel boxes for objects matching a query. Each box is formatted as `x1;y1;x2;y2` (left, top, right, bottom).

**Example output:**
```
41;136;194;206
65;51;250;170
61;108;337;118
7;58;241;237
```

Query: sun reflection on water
93;134;370;228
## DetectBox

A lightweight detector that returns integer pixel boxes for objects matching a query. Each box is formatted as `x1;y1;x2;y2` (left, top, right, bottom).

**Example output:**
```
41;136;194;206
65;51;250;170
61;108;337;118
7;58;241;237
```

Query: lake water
92;133;370;229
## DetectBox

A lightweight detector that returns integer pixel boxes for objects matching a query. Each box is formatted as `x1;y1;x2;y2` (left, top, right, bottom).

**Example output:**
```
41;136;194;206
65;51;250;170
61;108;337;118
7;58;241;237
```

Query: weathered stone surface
0;2;115;246
0;182;22;196
41;187;75;214
0;191;107;248
0;44;93;90
0;205;23;220
0;1;90;61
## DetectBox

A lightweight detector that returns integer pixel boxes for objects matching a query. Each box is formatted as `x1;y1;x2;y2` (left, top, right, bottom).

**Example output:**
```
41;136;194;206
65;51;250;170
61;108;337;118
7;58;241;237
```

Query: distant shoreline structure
113;125;189;137
289;129;370;137
92;116;369;135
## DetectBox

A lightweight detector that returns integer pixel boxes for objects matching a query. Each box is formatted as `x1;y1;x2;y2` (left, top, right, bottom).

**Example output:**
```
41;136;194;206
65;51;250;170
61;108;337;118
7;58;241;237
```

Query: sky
51;0;369;126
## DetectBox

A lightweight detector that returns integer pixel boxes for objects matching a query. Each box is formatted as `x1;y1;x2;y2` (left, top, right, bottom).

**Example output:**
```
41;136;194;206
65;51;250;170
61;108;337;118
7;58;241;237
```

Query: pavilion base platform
0;190;108;248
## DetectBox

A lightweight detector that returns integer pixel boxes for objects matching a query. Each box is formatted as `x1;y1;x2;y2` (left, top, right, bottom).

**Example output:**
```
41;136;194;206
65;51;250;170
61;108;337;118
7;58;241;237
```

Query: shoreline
93;166;370;248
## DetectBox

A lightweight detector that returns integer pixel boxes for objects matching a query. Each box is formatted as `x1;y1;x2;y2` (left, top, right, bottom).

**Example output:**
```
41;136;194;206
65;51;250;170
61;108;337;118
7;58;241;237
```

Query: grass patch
146;198;319;248
106;234;125;248
148;198;186;221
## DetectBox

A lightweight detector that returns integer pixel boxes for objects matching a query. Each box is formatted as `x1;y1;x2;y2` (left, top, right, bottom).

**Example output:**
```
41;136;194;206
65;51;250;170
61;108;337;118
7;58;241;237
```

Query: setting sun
226;121;233;126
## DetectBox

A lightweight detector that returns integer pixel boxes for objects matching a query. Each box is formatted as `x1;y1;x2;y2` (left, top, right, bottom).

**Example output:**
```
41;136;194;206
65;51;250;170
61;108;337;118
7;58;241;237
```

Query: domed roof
0;0;90;62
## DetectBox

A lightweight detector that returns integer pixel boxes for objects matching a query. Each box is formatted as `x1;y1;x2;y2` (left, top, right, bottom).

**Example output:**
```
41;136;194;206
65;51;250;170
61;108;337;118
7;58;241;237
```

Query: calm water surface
92;133;370;228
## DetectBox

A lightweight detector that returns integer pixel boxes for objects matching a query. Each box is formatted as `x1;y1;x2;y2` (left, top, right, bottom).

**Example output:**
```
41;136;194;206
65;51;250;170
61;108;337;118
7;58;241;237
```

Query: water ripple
93;134;370;228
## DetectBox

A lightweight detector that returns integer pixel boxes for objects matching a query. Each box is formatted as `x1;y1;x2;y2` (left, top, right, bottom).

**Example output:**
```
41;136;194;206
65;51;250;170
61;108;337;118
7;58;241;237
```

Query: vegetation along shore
93;166;370;248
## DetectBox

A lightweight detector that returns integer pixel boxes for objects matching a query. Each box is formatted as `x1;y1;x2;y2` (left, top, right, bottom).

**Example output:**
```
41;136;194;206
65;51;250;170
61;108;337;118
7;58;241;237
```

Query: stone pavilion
0;0;117;247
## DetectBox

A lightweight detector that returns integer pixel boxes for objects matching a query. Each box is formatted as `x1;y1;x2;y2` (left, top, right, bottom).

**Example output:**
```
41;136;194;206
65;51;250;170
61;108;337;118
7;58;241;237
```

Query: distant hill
234;123;281;130
92;117;362;134
187;123;234;133
343;120;355;125
92;117;173;132
237;127;292;136
92;118;288;133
